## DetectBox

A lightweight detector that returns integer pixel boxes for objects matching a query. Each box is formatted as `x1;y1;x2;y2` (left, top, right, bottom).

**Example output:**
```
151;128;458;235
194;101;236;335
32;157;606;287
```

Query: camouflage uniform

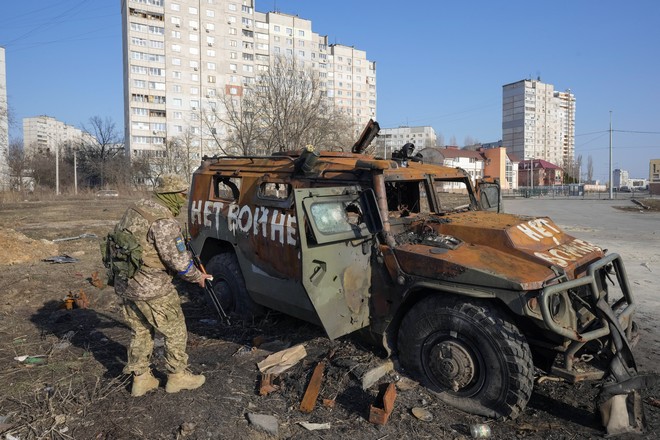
114;198;203;375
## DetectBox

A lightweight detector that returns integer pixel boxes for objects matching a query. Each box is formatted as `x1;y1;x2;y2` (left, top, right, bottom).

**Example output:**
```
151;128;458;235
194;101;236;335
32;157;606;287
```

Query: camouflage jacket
114;198;203;300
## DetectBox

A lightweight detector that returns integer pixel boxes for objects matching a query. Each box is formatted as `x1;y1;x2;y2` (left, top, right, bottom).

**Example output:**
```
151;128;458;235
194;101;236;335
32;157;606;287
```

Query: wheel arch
199;237;235;265
384;284;516;357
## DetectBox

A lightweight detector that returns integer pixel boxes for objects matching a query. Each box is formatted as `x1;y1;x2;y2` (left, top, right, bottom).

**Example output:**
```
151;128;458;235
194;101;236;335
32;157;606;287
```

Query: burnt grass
0;196;658;439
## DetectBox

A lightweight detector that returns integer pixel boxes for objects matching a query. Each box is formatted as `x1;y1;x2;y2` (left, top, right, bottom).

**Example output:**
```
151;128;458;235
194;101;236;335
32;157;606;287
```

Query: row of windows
132;136;166;145
131;37;164;49
130;0;163;6
130;22;164;35
132;79;166;90
132;108;167;118
132;94;166;104
132;121;166;131
131;51;165;62
131;65;165;77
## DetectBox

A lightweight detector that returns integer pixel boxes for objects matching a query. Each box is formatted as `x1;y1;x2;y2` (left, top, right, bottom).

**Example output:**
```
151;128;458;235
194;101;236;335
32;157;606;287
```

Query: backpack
101;226;143;285
100;206;167;285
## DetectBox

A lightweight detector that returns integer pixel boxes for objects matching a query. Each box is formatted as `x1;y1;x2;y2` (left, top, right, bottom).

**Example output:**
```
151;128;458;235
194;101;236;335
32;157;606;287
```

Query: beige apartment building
121;0;376;159
502;79;575;169
23;115;91;153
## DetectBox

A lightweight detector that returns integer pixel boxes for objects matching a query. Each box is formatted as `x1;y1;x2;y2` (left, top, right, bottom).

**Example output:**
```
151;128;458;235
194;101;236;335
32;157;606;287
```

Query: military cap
156;174;188;194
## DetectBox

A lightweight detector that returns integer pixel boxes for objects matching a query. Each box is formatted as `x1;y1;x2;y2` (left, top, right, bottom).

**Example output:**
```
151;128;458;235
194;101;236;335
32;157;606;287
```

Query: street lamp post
54;139;60;196
609;111;613;199
73;145;78;195
529;158;534;197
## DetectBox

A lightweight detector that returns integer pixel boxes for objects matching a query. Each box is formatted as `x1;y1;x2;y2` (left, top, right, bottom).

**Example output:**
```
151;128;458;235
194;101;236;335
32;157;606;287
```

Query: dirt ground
0;195;658;440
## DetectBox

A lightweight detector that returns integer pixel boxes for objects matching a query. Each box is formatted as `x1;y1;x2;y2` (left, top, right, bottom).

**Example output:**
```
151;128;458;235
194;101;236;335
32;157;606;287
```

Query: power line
575;130;608;137
578;145;660;152
3;0;94;46
613;129;660;135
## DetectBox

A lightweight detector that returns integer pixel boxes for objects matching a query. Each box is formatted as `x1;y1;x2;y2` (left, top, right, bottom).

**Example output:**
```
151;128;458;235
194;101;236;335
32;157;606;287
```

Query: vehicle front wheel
397;296;534;419
205;252;264;321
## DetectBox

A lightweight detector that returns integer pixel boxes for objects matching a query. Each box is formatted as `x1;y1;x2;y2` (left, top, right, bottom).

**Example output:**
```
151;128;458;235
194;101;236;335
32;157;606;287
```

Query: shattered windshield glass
310;201;359;234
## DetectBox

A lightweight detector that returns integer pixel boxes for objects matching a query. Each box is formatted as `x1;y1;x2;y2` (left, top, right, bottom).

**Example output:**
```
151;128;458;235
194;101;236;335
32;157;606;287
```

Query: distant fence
503;185;651;200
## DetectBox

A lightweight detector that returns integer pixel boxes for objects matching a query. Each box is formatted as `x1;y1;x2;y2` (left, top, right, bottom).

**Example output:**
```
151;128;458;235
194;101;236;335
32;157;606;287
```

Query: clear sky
1;0;659;182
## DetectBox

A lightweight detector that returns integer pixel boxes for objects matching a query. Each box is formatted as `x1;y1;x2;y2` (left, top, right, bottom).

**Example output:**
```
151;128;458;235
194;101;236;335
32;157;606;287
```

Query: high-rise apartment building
1;46;9;190
502;79;575;169
121;0;376;159
23;115;91;153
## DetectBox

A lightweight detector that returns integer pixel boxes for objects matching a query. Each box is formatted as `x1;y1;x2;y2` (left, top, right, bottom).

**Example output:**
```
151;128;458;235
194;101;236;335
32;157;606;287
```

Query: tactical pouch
101;228;143;284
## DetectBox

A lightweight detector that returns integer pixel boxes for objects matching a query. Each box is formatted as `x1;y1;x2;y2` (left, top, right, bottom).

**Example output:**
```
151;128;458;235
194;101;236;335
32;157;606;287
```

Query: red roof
434;148;484;160
518;159;562;170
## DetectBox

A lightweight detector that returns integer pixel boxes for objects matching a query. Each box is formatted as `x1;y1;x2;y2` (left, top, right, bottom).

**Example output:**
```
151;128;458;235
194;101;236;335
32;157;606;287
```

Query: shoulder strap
131;205;169;225
128;205;169;271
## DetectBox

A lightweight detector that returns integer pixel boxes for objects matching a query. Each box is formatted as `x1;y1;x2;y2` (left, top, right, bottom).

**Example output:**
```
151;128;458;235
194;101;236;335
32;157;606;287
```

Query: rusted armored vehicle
187;121;637;419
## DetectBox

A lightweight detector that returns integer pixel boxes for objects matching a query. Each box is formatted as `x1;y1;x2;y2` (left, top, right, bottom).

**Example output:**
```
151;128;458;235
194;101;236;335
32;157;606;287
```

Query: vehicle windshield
434;179;473;213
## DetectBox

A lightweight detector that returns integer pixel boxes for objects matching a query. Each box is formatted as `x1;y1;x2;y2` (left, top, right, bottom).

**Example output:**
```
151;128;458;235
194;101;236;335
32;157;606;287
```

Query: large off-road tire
205;252;264;321
398;295;534;419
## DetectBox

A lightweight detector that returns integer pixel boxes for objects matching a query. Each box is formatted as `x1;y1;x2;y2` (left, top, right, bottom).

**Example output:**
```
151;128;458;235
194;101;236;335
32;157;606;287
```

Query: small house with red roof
518;159;563;187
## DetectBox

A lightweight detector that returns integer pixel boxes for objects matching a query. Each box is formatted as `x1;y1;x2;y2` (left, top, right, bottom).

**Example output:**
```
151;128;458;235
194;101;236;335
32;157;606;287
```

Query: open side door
294;186;381;339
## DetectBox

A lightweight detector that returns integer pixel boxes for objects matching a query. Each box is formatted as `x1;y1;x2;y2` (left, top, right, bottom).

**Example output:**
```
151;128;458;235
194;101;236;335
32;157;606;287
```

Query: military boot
131;370;159;397
165;370;206;393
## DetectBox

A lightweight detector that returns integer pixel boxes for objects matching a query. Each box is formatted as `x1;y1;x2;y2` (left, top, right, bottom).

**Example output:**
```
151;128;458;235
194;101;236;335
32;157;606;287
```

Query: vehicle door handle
310;260;327;283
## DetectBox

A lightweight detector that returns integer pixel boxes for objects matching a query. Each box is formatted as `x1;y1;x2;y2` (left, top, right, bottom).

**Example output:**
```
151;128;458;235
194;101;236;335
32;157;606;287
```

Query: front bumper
538;253;636;381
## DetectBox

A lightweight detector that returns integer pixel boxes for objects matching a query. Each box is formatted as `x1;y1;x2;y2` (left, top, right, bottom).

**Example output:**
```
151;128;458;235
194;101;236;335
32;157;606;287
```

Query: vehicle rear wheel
397;295;534;419
205;252;264;320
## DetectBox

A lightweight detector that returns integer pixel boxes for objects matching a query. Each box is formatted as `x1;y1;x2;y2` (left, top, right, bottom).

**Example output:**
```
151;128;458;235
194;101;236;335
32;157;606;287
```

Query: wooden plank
299;362;325;413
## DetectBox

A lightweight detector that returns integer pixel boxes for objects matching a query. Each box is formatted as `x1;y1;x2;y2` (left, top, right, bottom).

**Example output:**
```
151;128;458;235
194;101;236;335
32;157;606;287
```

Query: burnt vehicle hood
394;211;604;291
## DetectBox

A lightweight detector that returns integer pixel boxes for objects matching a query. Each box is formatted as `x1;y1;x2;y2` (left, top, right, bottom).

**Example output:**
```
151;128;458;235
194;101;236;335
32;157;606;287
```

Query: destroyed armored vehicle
187;121;637;419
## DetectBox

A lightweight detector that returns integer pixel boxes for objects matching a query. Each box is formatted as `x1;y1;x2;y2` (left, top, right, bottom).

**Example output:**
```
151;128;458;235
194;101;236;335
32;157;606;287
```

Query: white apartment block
375;126;437;159
502;79;575;169
1;47;9;190
23;116;91;153
121;0;377;159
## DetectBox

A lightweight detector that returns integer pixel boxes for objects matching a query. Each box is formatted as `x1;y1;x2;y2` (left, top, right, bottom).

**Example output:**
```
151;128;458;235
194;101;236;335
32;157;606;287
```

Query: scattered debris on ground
0;197;658;439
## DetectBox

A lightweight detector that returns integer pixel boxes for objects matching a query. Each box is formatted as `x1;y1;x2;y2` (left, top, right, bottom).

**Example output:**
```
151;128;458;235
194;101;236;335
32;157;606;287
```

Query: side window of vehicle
303;193;374;245
385;181;426;216
257;182;293;207
434;180;472;211
212;176;241;201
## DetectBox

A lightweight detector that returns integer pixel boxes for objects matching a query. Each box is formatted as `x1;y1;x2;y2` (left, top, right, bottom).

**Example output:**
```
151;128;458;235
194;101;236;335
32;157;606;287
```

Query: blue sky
1;0;659;182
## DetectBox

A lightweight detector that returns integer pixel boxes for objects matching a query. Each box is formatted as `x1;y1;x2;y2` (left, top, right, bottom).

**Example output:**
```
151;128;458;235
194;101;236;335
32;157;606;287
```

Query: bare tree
79;116;124;187
6;139;30;191
29;147;57;189
206;55;357;156
0;99;14;189
463;136;477;147
436;133;445;147
174;129;204;182
587;155;594;183
575;154;583;183
149;134;200;183
449;135;457;146
204;88;267;156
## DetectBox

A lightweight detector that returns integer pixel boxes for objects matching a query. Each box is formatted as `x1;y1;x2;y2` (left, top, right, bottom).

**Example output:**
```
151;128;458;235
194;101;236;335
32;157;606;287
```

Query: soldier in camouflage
114;174;212;397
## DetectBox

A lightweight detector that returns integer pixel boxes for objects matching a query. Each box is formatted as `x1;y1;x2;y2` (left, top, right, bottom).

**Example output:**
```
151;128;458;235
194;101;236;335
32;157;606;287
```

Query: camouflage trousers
121;290;189;375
